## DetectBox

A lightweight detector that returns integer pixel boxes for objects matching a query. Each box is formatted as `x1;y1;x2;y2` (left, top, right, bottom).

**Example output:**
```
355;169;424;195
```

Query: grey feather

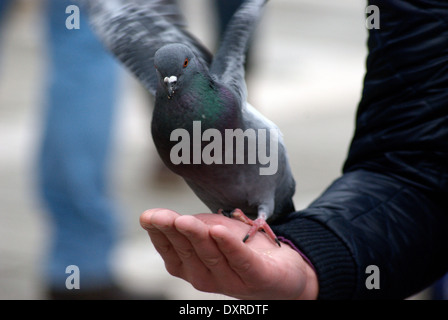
210;0;267;103
78;0;212;95
82;0;296;227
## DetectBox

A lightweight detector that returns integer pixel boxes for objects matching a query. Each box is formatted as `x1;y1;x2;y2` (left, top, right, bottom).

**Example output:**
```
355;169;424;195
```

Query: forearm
272;169;448;299
272;205;356;299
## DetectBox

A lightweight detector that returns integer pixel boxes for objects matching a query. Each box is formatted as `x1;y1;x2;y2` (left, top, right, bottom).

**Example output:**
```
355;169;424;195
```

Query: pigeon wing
79;0;213;96
210;0;267;103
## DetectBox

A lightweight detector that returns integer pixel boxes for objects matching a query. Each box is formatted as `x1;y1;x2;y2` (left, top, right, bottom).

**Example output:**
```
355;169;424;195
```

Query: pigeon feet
218;208;281;247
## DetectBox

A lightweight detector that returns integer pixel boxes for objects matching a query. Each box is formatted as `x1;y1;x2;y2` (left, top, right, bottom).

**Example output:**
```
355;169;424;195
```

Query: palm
140;209;318;300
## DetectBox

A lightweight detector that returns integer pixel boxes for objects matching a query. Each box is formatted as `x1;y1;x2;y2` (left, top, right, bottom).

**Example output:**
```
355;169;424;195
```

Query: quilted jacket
272;0;448;299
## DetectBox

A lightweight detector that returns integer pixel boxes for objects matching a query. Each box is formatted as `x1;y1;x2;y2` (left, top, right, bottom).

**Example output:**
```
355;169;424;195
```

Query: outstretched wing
210;0;267;103
79;0;213;96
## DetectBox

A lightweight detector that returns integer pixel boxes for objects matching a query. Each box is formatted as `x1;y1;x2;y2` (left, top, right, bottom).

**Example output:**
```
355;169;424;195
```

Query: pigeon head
154;43;198;99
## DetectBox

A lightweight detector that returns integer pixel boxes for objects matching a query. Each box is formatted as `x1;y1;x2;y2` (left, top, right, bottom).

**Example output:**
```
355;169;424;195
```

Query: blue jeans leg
0;1;10;19
39;0;120;290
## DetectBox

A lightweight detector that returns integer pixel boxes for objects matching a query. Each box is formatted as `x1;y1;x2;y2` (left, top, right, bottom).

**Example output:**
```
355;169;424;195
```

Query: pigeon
80;0;296;246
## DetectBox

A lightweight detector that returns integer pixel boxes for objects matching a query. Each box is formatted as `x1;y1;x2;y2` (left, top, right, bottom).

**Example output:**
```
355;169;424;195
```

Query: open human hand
140;208;318;300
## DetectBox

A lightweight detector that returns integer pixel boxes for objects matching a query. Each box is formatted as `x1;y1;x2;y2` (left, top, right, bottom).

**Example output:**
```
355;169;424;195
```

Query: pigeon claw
242;217;281;247
218;208;281;247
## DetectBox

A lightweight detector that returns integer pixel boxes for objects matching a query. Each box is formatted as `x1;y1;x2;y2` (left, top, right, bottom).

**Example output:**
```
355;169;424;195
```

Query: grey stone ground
0;0;429;299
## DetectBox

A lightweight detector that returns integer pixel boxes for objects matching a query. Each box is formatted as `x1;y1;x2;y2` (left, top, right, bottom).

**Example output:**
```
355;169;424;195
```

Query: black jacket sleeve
272;0;448;299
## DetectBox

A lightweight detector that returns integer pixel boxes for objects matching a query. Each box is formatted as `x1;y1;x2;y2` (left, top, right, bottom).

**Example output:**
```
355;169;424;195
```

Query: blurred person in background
40;0;248;300
38;0;124;299
0;0;151;299
1;0;248;299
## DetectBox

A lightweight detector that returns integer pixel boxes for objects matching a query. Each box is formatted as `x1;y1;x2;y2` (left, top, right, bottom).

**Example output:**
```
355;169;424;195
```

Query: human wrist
279;236;319;300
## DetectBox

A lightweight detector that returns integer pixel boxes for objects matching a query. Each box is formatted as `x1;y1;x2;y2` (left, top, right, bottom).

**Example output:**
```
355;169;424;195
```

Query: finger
139;208;161;230
140;209;184;276
174;215;245;287
140;209;173;254
210;225;267;284
151;212;214;283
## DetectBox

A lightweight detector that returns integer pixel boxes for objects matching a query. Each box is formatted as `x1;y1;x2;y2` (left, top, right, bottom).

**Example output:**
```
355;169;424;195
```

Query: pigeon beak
164;76;177;99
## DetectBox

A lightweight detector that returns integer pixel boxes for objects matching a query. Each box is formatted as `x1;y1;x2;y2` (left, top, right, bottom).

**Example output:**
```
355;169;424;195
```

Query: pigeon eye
183;58;189;68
